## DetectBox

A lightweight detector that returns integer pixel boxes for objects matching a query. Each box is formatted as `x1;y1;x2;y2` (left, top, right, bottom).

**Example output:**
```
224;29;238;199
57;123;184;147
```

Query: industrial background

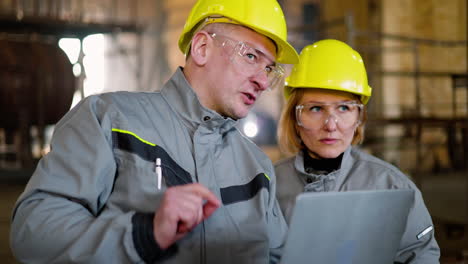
0;0;466;263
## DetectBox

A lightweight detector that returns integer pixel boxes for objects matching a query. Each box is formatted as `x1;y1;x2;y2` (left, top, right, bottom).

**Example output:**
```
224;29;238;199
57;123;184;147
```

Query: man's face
204;26;277;119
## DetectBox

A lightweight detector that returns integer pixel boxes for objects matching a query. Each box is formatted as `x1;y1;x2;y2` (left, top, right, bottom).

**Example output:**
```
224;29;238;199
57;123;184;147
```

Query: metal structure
346;14;467;178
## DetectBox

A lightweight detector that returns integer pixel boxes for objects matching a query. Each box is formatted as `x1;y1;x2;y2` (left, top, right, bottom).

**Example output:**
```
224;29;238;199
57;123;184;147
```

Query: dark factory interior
0;0;466;263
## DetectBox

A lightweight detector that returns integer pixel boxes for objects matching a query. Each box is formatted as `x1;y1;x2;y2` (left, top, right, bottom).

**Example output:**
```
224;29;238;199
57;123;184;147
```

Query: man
10;0;299;263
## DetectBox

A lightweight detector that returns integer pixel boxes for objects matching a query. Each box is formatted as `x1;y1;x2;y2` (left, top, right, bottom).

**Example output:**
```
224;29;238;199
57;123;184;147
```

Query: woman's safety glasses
296;101;364;130
208;32;289;91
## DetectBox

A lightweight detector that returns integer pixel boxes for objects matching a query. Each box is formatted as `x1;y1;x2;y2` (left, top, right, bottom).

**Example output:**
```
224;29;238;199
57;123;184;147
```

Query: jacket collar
303;148;343;174
161;67;238;134
294;146;353;178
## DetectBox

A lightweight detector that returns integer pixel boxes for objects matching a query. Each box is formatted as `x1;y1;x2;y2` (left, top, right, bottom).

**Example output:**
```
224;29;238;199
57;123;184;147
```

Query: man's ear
190;32;210;66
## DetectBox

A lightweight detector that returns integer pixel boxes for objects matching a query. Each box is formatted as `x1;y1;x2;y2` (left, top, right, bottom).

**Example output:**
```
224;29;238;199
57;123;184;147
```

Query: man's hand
153;183;221;249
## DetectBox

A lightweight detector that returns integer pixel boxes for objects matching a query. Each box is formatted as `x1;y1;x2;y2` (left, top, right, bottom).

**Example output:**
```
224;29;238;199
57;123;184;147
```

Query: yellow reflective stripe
111;128;156;147
264;173;271;181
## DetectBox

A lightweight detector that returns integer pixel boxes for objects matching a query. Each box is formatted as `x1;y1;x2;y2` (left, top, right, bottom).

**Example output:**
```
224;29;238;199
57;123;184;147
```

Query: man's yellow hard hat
285;39;372;104
178;0;299;64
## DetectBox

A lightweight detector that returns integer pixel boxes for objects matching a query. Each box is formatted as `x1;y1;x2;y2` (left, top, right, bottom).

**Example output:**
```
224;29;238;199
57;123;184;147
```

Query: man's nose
251;69;269;91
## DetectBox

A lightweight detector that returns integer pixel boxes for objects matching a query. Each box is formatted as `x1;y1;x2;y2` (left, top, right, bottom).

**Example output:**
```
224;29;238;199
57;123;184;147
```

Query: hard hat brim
244;26;298;64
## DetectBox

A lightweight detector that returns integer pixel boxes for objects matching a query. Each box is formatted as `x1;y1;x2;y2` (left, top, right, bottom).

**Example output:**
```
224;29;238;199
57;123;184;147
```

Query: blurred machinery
0;37;75;167
0;0;142;171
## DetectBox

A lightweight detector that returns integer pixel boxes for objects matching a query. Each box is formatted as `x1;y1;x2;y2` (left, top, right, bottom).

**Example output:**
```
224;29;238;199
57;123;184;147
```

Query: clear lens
210;33;287;90
296;101;363;130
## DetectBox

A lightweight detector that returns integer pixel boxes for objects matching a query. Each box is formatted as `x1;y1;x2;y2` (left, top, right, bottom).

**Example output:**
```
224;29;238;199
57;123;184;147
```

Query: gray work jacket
275;147;440;264
10;68;287;263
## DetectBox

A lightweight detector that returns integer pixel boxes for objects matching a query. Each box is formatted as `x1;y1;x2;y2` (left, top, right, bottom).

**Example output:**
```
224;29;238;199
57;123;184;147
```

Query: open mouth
242;92;256;105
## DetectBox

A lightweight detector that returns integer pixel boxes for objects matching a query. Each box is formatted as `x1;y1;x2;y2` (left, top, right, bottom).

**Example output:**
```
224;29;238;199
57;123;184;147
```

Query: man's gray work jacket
10;68;287;263
275;147;440;264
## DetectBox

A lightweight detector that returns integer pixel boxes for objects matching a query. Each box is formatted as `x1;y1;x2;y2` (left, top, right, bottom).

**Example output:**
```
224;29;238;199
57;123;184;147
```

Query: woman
275;39;440;263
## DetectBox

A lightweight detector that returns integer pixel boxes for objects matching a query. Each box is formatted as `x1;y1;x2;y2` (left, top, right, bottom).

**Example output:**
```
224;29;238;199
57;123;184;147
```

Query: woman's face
296;89;360;159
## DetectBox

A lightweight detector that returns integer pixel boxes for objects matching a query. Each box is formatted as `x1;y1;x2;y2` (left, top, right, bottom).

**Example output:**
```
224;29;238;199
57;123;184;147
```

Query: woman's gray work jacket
10;68;287;264
275;146;440;264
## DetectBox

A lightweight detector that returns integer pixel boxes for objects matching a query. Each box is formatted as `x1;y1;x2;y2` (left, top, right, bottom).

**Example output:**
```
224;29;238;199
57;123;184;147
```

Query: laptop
280;189;414;264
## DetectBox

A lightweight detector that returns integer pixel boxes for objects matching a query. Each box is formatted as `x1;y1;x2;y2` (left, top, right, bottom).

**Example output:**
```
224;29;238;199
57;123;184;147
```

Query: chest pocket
112;128;193;186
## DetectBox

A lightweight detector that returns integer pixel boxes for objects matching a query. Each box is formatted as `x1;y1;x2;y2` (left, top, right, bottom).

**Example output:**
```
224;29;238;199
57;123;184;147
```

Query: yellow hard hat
178;0;299;64
285;39;372;104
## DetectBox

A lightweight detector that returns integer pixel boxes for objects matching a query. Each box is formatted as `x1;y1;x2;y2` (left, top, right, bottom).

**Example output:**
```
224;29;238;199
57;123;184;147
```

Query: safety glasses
208;32;288;91
296;101;364;130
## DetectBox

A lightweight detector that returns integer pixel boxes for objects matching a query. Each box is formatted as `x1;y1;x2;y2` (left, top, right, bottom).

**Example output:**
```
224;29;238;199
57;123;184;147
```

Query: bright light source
83;34;105;55
243;121;258;138
60;34;107;109
58;38;80;64
72;63;82;76
83;34;106;96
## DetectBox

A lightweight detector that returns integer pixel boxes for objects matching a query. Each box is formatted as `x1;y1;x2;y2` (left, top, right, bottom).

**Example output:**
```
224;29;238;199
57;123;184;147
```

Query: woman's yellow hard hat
285;39;372;104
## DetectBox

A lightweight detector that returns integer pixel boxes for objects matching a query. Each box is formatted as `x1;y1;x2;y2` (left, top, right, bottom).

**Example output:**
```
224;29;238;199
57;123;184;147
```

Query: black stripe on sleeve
220;173;270;205
131;212;178;263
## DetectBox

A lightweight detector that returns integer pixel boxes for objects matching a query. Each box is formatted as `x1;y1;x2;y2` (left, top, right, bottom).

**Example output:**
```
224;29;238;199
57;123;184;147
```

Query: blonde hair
277;88;367;156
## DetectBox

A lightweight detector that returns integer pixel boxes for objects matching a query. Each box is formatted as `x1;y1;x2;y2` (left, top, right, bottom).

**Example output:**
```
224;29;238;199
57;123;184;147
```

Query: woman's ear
190;32;210;66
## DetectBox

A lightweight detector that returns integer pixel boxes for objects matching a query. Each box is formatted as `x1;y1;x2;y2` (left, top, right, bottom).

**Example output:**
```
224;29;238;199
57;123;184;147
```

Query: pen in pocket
155;158;162;190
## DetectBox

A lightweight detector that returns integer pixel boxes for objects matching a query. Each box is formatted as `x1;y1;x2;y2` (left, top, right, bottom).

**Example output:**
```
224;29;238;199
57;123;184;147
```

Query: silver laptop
280;189;414;264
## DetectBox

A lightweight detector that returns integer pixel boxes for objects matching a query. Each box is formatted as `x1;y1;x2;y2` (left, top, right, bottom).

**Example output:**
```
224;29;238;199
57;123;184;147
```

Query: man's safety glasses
208;32;288;91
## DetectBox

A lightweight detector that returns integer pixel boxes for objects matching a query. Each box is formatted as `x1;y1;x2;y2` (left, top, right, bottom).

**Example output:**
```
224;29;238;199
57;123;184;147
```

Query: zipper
201;221;206;264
